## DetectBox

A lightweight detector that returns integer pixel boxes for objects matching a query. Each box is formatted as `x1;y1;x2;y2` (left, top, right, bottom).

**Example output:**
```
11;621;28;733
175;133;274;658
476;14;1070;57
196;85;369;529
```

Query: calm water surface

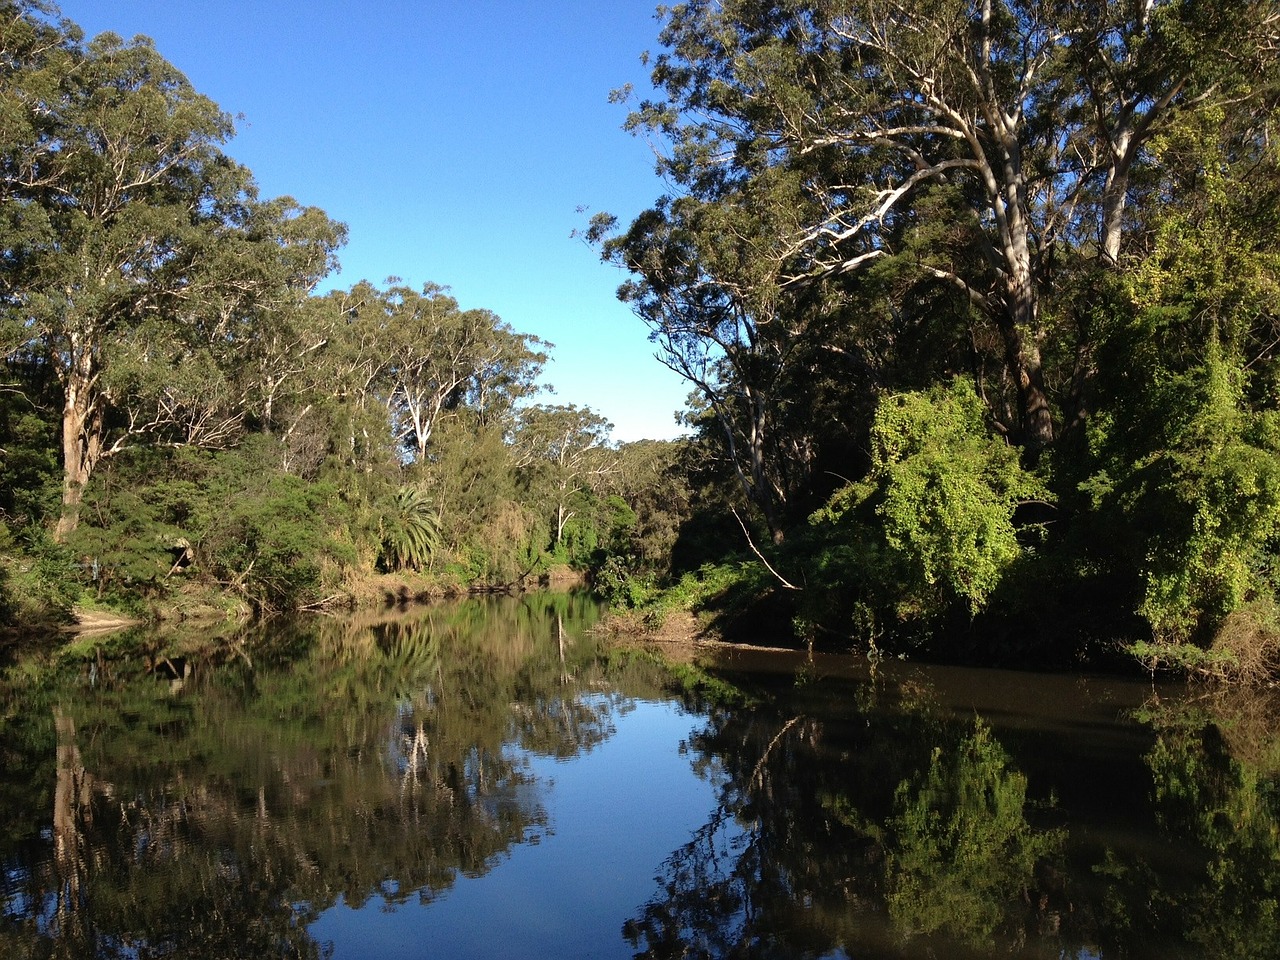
2;592;1278;959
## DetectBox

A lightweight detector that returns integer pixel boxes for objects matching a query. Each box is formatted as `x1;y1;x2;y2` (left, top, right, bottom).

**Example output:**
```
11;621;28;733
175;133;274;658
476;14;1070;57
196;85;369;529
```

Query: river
1;591;1277;959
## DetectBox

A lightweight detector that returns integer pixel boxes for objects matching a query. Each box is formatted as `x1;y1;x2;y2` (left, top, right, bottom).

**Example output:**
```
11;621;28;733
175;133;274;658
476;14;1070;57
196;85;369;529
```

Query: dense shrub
798;380;1048;646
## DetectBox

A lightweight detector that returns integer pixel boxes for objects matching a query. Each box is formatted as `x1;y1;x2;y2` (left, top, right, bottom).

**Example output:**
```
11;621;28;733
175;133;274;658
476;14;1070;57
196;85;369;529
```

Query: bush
800;380;1049;647
199;470;355;612
1131;598;1280;683
0;526;79;628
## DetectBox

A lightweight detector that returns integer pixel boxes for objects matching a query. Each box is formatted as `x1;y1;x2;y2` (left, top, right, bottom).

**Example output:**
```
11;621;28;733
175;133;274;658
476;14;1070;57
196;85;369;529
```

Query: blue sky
55;0;691;443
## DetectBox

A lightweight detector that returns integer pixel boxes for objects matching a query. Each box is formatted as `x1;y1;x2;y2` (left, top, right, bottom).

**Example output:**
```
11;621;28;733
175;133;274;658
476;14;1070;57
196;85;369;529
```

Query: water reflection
0;592;629;959
4;605;1280;959
1130;690;1280;959
627;657;1280;960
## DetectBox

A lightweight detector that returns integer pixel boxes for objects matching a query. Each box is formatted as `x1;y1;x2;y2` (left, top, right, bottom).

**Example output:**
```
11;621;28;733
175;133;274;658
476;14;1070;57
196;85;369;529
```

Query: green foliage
592;555;662;608
1082;115;1280;650
626;561;776;644
194;456;355;612
1128;639;1241;679
606;440;696;574
65;442;357;614
0;526;78;627
799;380;1049;645
0;387;60;529
871;379;1047;614
66;488;180;608
886;720;1064;946
1130;598;1280;684
1129;349;1280;642
419;416;542;583
378;486;440;572
0;386;69;625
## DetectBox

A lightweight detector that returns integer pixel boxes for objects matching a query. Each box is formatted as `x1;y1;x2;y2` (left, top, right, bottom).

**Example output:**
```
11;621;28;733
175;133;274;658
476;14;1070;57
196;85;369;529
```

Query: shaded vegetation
586;0;1280;679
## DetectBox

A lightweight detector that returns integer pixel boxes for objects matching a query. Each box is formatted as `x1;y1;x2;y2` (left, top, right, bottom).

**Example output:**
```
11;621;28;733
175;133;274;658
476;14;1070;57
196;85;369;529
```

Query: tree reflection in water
884;720;1064;948
624;663;1280;960
1125;689;1280;960
622;678;1066;960
0;591;622;959
5;611;1280;959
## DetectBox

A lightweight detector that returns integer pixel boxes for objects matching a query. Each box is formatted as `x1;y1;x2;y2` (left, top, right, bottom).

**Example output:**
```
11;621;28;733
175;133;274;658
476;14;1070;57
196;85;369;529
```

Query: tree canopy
593;0;1280;671
0;1;631;618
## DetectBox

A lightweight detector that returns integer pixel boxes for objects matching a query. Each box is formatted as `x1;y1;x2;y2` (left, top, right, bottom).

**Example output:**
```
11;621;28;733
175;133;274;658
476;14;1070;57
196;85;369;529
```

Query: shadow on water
2;598;1279;959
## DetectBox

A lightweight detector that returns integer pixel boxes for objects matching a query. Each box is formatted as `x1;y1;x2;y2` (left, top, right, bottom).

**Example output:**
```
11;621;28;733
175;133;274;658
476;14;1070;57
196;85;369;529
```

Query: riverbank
2;563;592;645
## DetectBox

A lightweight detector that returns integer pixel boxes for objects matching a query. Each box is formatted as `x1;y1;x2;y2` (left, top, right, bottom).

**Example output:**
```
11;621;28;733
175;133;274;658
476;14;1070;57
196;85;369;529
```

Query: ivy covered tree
1081;108;1280;649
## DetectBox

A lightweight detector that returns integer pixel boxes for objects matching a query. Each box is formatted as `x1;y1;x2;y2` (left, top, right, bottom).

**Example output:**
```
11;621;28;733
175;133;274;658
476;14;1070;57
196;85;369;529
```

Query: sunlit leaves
1084;112;1280;645
871;379;1048;615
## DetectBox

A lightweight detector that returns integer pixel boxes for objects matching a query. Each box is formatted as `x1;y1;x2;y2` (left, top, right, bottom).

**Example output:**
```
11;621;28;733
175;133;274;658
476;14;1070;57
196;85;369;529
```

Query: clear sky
54;0;691;443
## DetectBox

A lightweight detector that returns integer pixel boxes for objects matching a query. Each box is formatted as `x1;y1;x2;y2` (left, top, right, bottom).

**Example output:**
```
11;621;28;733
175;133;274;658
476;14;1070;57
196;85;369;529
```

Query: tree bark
54;346;101;543
999;254;1055;448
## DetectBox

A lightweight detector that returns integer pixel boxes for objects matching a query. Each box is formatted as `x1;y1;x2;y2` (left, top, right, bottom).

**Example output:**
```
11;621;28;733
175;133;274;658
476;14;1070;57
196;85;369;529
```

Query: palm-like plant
380;486;440;572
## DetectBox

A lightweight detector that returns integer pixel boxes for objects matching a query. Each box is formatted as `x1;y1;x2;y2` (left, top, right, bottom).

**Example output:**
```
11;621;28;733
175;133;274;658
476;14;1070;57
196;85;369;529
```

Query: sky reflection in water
311;699;717;960
2;593;1279;959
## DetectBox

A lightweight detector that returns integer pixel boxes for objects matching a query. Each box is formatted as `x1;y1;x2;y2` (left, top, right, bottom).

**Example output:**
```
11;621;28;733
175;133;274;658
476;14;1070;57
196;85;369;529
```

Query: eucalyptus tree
605;0;1280;455
515;403;616;549
0;5;344;539
216;199;346;444
592;176;824;540
349;280;546;463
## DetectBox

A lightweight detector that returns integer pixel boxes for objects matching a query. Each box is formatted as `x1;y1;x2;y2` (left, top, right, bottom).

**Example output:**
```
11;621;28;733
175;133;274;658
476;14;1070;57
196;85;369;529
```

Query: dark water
2;593;1278;959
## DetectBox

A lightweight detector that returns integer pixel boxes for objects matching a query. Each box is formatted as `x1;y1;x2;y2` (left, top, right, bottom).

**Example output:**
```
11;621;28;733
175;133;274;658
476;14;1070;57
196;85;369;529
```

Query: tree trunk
1100;118;1136;265
54;359;101;543
1015;344;1054;449
997;295;1054;449
992;134;1055;449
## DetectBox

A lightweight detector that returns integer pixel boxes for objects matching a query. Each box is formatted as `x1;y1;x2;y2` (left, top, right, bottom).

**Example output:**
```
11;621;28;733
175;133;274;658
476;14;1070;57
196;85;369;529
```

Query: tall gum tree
515;403;617;547
1;7;343;539
345;280;546;464
595;182;813;541
609;0;1280;451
